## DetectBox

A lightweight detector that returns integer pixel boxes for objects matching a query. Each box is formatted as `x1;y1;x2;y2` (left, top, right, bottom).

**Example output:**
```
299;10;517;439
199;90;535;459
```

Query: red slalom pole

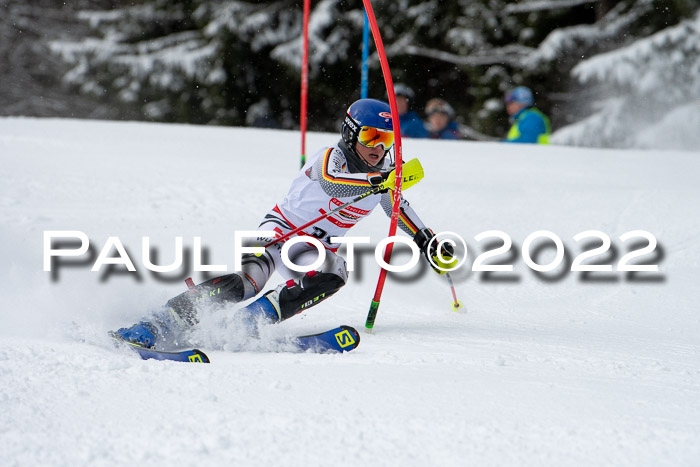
299;0;310;168
362;0;403;331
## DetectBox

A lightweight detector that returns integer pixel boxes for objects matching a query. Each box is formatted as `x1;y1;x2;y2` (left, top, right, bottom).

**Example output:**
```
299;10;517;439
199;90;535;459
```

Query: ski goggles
357;126;394;150
425;101;453;117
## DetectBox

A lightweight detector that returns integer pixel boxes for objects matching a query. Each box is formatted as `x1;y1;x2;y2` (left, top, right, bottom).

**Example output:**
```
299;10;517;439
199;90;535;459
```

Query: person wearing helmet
425;98;461;140
113;98;455;349
394;83;429;139
504;86;551;144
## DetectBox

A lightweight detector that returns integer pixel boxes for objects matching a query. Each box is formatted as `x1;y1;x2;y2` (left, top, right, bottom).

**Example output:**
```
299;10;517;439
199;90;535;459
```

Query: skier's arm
380;196;458;273
379;193;426;237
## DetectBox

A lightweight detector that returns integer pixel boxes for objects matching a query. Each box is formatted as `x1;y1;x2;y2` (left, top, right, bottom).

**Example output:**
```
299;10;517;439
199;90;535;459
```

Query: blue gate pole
361;10;369;99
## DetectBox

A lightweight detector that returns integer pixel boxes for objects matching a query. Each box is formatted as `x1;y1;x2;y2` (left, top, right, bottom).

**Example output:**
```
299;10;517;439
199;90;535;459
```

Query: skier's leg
240;242;348;323
114;242;278;347
165;250;275;325
277;263;347;320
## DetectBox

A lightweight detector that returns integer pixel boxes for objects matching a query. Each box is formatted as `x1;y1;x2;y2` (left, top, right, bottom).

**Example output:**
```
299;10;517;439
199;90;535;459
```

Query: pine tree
552;9;700;150
41;0;700;148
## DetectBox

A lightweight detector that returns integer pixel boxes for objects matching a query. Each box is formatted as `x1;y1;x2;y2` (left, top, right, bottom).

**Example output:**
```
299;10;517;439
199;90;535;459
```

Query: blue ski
128;345;209;363
109;325;359;361
292;325;360;353
110;333;209;363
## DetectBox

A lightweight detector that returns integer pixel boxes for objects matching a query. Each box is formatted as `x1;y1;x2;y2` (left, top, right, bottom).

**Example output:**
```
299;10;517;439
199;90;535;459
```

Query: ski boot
233;290;283;336
234;271;345;334
112;309;186;349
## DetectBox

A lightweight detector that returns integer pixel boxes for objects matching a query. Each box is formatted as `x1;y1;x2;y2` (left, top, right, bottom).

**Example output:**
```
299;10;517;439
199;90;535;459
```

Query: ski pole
263;187;383;248
445;272;464;311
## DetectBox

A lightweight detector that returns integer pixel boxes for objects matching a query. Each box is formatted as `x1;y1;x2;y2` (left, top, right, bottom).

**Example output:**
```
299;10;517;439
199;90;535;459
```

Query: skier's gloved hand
114;321;158;348
367;171;392;193
367;158;424;193
414;228;458;274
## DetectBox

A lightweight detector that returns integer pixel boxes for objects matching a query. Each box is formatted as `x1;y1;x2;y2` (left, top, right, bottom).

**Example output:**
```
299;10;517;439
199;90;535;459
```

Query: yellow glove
367;158;424;193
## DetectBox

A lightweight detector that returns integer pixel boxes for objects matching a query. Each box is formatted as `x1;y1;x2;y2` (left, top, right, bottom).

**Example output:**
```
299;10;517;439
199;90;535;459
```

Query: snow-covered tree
372;0;617;136
0;0;124;119
32;0;700;148
49;0;371;128
50;0;604;133
551;10;700;150
51;1;294;126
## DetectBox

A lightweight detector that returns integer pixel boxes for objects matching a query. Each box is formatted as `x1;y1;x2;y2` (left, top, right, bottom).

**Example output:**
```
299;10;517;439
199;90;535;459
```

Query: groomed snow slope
1;118;699;466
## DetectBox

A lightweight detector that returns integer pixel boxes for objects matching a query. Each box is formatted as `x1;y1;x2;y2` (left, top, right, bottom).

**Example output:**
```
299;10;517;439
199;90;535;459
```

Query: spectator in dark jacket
425;98;461;140
394;84;429;139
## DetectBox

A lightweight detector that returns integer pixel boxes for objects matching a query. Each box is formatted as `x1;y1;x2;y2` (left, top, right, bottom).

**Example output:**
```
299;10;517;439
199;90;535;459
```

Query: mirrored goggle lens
358;126;394;149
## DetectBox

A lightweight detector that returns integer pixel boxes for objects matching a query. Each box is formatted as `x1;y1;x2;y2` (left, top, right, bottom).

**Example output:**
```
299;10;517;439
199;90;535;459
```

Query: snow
524;1;647;70
1;117;700;466
635;103;700;151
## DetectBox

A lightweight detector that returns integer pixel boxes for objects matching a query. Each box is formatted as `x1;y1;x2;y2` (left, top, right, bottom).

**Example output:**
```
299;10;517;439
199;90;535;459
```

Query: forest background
1;0;698;150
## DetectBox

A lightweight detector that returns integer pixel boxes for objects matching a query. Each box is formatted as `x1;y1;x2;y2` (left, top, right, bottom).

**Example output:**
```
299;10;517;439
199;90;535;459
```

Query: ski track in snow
1;118;699;466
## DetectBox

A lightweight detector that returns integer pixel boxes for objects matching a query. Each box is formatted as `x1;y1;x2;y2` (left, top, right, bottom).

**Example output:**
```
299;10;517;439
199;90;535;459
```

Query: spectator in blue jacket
425;98;461;140
394;84;429;139
504;86;551;144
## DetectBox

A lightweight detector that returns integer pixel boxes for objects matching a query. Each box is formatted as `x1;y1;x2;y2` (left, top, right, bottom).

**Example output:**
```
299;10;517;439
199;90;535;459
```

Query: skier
114;99;456;349
503;86;551;144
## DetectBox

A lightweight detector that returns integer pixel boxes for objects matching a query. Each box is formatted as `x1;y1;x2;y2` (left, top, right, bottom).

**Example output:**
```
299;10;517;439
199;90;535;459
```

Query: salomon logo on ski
334;329;356;348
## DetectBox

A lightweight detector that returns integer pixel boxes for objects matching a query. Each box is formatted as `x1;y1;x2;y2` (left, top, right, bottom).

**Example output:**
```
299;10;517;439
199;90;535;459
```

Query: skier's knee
166;273;246;324
239;252;275;298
